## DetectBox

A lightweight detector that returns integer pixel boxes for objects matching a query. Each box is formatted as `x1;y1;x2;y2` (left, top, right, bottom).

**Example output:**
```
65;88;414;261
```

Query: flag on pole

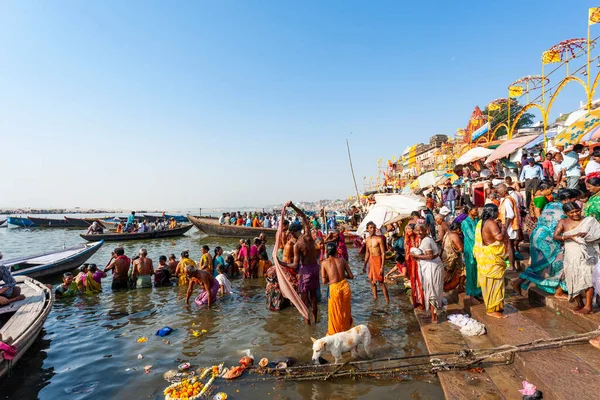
488;103;501;112
542;50;561;64
509;86;523;98
590;7;600;25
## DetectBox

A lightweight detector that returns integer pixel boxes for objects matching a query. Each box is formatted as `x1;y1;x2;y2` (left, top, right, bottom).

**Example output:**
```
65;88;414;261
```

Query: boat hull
27;216;74;228
0;219;6;227
187;215;277;238
63;216;94;227
0;276;53;380
8;241;104;279
7;217;36;228
79;224;194;242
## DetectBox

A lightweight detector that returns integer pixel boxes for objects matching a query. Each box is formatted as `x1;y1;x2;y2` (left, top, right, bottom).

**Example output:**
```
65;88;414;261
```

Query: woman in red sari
337;226;349;260
405;223;425;309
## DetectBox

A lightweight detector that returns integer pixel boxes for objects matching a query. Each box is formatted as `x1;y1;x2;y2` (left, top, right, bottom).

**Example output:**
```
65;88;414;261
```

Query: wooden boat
188;215;277;238
7;217;36;228
1;241;104;279
144;214;189;223
0;218;6;227
79;224;193;242
63;216;94;227
27;216;74;228
0;276;53;379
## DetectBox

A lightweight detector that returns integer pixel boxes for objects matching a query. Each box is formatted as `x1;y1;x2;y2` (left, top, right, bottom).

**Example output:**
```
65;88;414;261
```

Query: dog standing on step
311;324;372;364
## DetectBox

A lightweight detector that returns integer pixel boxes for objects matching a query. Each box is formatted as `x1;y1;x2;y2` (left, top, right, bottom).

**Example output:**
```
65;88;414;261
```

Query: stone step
527;286;600;332
507;296;600;371
470;300;600;400
413;303;513;399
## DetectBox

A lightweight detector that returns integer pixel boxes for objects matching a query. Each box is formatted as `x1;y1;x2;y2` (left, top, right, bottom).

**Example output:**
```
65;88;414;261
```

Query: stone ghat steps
414;301;524;400
527;286;600;332
468;293;600;400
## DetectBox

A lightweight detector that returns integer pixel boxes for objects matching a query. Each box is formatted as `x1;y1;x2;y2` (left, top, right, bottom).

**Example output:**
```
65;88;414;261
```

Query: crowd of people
86;211;180;235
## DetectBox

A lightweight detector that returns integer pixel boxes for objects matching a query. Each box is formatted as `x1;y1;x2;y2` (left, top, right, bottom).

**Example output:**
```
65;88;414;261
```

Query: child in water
215;265;233;295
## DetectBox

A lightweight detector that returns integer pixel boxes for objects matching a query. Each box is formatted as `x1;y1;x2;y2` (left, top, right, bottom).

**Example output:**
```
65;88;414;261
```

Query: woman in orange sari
405;223;425;309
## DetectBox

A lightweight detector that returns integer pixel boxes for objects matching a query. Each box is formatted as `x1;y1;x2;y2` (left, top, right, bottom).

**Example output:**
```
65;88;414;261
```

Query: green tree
483;100;535;139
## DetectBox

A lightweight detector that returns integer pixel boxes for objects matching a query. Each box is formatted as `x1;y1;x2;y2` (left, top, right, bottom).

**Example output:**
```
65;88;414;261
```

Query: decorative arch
509;102;546;138
546;76;589;117
589;70;600;105
491;122;510;140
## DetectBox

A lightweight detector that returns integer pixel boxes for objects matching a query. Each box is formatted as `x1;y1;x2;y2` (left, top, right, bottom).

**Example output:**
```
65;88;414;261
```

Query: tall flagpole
346;138;362;207
588;13;592;110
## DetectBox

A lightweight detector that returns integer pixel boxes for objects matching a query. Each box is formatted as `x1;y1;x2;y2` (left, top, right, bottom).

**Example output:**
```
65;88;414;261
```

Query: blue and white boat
7;216;36;228
1;241;104;279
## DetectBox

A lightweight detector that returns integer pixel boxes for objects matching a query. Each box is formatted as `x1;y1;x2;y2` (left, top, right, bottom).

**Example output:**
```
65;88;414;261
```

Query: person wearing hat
280;201;321;325
519;157;544;208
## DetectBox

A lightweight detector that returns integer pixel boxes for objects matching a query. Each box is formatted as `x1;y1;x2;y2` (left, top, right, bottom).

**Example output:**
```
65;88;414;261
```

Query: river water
0;217;442;399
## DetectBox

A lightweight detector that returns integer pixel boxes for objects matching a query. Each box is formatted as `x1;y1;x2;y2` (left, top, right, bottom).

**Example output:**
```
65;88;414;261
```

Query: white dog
311;324;372;364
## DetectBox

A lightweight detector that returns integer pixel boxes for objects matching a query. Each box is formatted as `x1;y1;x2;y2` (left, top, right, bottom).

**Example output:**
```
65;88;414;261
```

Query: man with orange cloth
363;221;390;302
321;242;354;335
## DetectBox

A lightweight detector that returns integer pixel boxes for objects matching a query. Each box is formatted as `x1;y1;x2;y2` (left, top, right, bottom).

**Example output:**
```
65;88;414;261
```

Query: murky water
0;217;442;399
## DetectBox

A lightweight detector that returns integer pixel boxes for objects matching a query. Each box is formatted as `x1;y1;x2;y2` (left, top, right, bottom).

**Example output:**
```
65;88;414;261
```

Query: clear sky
1;1;598;209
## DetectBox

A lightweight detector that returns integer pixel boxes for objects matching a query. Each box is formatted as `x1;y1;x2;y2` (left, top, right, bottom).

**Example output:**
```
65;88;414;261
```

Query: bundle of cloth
447;313;486;336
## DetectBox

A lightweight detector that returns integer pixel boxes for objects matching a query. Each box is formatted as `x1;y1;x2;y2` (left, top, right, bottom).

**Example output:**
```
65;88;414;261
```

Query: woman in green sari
584;176;600;220
511;188;580;297
461;205;482;298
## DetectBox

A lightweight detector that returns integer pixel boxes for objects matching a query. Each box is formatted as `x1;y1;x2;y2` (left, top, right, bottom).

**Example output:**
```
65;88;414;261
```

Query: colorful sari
85;272;102;294
584;192;600;221
405;232;424;308
473;221;507;313
518;202;567;294
461;216;481;297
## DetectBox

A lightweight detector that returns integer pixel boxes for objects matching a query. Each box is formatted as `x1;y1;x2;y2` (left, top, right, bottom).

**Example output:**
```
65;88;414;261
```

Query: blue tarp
524;130;558;149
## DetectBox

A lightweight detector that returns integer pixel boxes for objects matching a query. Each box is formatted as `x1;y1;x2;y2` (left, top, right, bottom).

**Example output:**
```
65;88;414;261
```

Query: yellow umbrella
554;109;600;146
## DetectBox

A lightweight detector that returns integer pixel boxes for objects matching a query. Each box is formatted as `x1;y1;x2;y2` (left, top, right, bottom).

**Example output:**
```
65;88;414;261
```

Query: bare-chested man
280;201;320;324
277;219;290;261
322;242;354;334
104;247;130;290
132;248;154;289
185;266;219;307
167;254;178;275
362;221;389;302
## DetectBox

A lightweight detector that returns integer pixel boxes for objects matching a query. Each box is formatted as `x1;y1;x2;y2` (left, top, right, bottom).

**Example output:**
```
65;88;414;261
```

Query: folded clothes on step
447;314;486;336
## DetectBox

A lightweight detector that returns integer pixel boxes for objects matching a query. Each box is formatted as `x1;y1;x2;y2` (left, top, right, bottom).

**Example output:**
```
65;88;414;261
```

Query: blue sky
1;0;598;209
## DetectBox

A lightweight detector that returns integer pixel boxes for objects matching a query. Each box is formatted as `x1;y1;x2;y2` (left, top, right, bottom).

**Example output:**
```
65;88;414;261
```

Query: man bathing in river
280;201;320;324
104;247;131;290
363;221;390;302
132;248;154;289
322;242;354;334
185;265;219;307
